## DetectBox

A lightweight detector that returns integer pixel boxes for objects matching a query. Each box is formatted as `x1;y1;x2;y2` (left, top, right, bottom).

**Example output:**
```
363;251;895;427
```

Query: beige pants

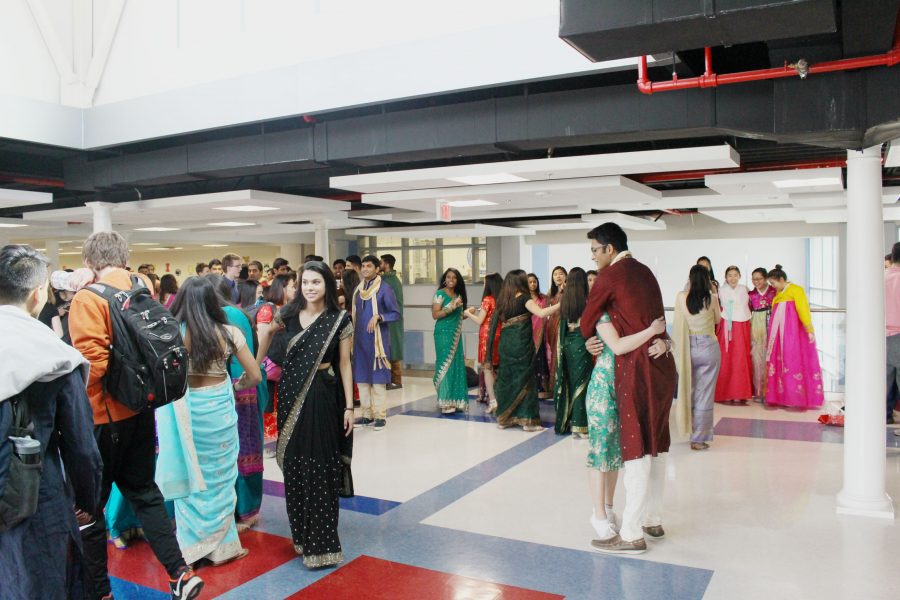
358;383;387;420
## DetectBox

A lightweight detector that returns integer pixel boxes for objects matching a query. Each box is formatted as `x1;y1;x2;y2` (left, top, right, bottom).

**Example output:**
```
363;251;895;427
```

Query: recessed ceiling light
207;222;255;227
135;227;181;232
447;174;528;185
446;200;498;208
772;177;842;189
212;205;280;212
0;223;28;228
60;251;81;255
132;242;159;246
203;244;229;247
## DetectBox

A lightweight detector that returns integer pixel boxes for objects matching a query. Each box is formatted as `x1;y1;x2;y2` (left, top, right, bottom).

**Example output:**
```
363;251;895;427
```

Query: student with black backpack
0;245;101;599
64;231;204;600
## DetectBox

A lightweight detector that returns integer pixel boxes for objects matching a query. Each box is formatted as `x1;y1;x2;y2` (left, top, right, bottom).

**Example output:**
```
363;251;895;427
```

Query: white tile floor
262;377;900;599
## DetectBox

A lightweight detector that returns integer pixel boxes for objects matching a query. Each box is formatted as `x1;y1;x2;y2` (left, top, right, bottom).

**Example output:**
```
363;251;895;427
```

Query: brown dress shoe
690;442;710;450
590;534;647;555
642;525;665;539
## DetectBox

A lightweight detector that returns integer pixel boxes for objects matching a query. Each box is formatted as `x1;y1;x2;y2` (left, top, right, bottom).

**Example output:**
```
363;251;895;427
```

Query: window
358;236;486;285
807;236;842;392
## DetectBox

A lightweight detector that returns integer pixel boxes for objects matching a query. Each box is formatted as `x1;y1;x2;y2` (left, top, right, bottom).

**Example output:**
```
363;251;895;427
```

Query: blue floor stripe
109;576;168;600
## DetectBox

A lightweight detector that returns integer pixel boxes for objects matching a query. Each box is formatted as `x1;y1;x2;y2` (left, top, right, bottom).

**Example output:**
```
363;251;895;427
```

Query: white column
497;235;533;275
837;146;894;519
278;244;304;270
85;201;115;233
44;240;60;268
313;219;330;264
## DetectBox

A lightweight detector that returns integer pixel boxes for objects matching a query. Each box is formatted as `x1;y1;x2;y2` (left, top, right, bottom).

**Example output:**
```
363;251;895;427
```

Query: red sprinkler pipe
638;18;900;94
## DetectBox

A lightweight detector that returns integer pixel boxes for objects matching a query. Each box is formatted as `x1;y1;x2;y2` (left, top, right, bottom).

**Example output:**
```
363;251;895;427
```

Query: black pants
81;411;186;599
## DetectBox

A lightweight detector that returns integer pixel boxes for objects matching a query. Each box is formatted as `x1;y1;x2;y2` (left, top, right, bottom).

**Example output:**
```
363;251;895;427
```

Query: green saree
433;289;469;410
487;296;541;428
553;318;591;434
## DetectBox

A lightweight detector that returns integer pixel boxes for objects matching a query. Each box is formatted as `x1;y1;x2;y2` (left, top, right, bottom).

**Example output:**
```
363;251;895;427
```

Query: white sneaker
590;514;617;540
606;509;619;533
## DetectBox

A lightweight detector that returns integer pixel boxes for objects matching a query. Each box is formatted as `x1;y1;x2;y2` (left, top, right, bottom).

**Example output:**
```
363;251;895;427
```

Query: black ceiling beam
559;0;837;63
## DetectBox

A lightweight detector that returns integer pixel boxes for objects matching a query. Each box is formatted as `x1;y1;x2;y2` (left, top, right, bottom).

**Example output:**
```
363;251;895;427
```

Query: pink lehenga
765;289;824;409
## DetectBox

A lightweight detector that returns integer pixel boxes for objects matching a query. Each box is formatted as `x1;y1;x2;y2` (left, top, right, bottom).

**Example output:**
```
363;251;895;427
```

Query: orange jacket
69;268;152;424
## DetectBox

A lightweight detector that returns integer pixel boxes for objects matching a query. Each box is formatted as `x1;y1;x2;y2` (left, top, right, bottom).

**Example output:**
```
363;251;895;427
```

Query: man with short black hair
346;255;362;273
67;231;204;599
352;255;401;430
273;257;290;275
304;254;324;263
380;254;404;389
0;245;101;599
581;223;675;556
195;262;209;276
247;260;264;282
332;258;346;279
222;252;242;303
208;258;224;275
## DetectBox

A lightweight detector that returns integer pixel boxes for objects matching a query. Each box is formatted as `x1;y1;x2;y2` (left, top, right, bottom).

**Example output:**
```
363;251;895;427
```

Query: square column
85;201;115;233
837;146;894;519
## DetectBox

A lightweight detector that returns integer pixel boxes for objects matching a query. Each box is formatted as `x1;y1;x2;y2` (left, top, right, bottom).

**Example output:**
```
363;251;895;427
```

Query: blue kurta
352;278;401;384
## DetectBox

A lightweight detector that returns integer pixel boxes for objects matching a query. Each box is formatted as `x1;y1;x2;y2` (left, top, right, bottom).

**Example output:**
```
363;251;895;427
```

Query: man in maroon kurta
580;223;676;555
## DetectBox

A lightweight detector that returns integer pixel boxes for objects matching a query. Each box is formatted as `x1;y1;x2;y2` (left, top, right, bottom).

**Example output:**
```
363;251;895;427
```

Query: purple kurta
352;279;401;384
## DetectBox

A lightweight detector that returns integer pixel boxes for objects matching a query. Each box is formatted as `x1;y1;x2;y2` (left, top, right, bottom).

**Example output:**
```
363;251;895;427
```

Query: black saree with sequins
276;309;353;568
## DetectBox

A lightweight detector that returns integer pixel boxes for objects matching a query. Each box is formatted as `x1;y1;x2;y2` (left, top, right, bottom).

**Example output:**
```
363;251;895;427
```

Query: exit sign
436;200;452;222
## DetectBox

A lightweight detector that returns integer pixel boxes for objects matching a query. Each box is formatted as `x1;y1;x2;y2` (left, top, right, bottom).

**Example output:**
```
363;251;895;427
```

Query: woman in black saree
276;261;354;569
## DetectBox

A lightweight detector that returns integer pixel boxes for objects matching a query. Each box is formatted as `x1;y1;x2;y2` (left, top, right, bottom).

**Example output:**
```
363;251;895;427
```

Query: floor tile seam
367;521;714;598
378;429;570;525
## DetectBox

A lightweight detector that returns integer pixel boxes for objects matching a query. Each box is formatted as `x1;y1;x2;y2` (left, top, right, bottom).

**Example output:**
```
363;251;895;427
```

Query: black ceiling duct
559;0;838;62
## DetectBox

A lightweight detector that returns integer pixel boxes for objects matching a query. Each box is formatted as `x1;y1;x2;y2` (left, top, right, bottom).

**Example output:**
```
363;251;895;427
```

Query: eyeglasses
590;245;607;255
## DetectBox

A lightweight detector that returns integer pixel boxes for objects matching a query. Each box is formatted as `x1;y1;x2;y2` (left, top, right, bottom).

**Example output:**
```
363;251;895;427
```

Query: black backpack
0;393;42;532
87;276;188;415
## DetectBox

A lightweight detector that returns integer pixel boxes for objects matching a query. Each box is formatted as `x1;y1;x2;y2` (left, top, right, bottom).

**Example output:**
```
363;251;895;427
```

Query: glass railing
663;307;846;394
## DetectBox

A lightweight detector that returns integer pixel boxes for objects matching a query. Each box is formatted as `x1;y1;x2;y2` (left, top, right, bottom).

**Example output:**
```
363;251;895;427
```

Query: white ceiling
332;144;740;194
0;188;53;210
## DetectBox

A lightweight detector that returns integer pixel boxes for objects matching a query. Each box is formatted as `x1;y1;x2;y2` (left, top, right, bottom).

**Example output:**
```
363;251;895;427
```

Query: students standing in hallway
486;270;560;431
765;265;824;409
66;231;204;600
748;268;776;401
553;267;591;436
884;243;900;424
432;268;468;414
527;273;551;398
352;255;401;431
380;254;405;390
545;266;568;394
714;266;752;403
581;223;676;556
673;266;722;450
466;273;502;412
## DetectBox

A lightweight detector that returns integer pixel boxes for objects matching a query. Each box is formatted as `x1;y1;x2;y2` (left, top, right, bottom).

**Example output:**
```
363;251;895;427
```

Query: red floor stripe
108;529;297;596
288;555;564;600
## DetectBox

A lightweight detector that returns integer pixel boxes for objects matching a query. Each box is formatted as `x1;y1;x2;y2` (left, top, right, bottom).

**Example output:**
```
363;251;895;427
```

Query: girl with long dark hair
159;274;178;309
528;273;551;398
748;267;776;400
486;270;560;431
673;265;722;450
465;273;503;410
553;267;592;435
696;256;719;294
257;272;297;442
205;274;269;531
764;265;823;409
432;268;469;414
715;266;753;403
157;276;262;565
276;261;354;568
546;266;568;394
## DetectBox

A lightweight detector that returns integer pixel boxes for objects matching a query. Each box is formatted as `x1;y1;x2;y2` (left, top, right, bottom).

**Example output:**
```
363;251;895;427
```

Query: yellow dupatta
351;275;392;370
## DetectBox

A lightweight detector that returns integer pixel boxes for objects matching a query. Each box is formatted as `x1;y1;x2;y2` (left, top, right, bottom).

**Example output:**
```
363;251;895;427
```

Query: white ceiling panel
581;212;666;231
333;145;739;193
705;167;844;197
0;188;53;210
700;206;807;224
345;223;534;238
